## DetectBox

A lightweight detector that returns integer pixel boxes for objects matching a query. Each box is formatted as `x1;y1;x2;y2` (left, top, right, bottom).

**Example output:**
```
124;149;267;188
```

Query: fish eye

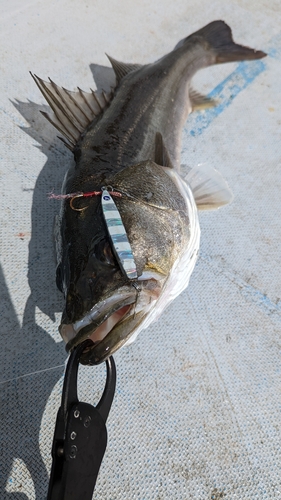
91;239;116;266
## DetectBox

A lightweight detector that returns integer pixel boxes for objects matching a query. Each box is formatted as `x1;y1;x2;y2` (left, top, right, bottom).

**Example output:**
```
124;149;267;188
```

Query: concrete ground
1;1;281;498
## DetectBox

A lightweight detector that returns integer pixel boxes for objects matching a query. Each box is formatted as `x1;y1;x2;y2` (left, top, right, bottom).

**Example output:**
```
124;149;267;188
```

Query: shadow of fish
31;20;266;364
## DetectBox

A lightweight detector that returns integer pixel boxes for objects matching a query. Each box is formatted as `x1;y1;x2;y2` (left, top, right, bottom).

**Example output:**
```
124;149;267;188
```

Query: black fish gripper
47;339;116;500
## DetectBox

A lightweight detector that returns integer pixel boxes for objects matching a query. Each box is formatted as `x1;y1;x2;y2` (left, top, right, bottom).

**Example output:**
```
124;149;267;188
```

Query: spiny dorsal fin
106;55;142;84
30;73;113;150
189;88;216;112
154;132;174;169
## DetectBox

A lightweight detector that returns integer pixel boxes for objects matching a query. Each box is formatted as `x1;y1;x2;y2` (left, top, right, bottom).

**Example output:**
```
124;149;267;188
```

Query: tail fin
176;20;266;63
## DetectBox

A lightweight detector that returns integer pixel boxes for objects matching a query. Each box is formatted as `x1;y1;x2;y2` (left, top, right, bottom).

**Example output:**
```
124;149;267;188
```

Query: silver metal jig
101;188;138;280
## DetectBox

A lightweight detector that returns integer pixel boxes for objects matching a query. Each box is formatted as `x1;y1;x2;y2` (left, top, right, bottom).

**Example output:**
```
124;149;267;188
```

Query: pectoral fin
183;163;233;210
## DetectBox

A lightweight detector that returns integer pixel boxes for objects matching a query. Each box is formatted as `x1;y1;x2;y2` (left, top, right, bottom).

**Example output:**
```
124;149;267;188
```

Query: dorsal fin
106;55;142;84
30;73;113;150
189;88;216;111
154;132;174;169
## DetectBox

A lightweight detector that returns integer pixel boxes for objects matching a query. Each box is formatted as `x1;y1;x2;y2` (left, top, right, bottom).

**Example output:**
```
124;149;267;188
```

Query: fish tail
176;20;266;63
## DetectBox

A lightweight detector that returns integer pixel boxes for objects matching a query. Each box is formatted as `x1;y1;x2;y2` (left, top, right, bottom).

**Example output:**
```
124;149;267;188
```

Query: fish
31;20;266;365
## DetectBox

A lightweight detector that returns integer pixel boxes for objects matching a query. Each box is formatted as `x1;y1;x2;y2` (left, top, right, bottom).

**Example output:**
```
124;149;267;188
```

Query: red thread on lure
48;189;123;212
48;190;122;200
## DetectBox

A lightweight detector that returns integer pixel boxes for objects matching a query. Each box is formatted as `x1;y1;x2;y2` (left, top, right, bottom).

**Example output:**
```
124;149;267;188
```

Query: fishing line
0;364;65;385
131;281;141;319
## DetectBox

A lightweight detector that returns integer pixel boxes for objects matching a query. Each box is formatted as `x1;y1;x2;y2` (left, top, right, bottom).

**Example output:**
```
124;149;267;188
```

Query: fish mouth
60;279;162;364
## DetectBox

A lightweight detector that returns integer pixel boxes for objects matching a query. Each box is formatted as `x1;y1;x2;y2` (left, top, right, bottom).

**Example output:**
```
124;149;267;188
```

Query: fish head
58;161;191;364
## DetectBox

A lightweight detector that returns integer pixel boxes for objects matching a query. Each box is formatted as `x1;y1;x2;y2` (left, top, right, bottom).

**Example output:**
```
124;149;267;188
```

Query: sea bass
32;21;266;364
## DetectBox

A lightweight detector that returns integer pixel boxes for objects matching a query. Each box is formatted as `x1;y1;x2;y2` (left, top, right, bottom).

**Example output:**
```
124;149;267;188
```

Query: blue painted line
184;29;281;137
